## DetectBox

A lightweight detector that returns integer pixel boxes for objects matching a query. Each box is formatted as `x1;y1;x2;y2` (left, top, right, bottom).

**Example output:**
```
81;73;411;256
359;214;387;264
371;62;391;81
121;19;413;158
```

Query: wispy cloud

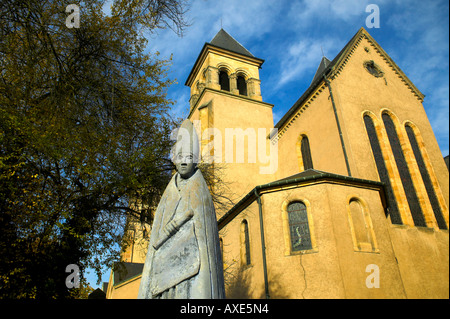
382;0;449;155
106;0;448;156
273;37;340;90
288;0;372;27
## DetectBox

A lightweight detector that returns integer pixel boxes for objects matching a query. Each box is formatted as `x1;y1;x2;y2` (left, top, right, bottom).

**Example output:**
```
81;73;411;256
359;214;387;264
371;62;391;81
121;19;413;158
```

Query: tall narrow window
382;113;426;227
405;125;447;229
241;220;251;266
287;202;312;251
301;136;313;170
219;70;230;91
237;75;247;96
363;115;402;224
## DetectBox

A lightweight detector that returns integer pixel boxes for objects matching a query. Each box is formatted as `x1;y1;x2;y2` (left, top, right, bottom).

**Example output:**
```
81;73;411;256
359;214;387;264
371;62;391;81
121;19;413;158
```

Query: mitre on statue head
171;119;200;163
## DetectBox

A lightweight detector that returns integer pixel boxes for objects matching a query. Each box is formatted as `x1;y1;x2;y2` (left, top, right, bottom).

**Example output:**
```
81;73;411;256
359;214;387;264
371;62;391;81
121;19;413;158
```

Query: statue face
174;152;196;179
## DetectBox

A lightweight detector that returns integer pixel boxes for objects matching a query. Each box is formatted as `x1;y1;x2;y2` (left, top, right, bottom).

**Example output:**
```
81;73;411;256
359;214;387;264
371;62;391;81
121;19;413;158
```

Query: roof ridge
273;27;424;139
217;168;384;229
209;28;254;58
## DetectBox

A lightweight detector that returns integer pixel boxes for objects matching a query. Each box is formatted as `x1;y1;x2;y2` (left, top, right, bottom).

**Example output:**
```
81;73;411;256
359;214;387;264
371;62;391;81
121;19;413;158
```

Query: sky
90;0;449;291
138;0;449;156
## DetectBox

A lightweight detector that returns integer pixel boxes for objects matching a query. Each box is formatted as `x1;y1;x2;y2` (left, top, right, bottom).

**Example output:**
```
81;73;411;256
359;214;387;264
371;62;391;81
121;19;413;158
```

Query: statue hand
184;209;194;219
154;210;195;250
165;221;178;236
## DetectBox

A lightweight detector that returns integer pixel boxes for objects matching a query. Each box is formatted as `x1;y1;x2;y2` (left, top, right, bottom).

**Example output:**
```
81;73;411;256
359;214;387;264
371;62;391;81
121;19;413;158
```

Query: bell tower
185;28;265;109
185;29;276;213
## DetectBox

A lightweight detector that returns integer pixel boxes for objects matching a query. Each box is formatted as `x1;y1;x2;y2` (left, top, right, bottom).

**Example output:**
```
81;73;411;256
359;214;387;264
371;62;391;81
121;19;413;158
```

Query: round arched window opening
219;70;230;91
237;75;247;96
363;61;384;78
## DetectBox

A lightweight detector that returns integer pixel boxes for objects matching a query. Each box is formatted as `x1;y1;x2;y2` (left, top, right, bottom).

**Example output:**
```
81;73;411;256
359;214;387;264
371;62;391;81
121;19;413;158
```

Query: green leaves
0;0;186;298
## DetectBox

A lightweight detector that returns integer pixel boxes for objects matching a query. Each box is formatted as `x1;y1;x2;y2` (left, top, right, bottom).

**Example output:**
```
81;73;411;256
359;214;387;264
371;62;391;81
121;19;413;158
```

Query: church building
105;27;449;299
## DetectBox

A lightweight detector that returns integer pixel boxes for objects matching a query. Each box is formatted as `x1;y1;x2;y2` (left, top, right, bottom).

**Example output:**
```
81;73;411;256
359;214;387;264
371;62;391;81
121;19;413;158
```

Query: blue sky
91;0;449;290
141;0;449;157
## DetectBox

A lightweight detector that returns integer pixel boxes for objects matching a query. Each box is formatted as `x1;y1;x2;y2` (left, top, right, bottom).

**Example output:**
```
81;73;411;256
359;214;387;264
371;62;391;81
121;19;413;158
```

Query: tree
197;162;237;215
0;0;189;298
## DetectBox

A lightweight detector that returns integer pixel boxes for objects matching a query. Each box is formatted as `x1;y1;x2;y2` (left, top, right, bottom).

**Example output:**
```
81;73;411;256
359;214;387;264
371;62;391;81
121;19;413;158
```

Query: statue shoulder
189;169;209;190
186;170;213;206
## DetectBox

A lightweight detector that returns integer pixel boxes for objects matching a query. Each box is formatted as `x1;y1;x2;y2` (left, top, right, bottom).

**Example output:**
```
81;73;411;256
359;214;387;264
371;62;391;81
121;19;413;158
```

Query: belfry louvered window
405;125;447;229
363;115;402;224
382;113;426;227
287;202;312;251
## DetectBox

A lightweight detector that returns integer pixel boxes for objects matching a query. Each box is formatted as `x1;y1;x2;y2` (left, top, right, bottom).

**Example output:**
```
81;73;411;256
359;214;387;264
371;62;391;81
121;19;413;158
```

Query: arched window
382;113;426;227
363;115;402;224
219;70;230;91
287;202;312;251
405;124;447;229
240;220;251;265
237;75;247;96
301;136;313;170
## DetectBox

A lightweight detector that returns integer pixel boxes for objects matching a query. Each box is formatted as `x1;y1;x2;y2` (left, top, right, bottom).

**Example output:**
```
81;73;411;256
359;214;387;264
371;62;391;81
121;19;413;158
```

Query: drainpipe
323;74;352;177
254;188;270;299
130;229;135;263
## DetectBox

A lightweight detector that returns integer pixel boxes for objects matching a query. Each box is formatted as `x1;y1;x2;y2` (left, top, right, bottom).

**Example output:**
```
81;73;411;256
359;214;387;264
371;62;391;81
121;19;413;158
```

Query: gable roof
272;27;425;136
210;28;255;58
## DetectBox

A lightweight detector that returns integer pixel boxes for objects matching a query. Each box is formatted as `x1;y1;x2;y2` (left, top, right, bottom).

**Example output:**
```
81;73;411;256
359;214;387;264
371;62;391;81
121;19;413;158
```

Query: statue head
173;152;196;179
172;119;200;179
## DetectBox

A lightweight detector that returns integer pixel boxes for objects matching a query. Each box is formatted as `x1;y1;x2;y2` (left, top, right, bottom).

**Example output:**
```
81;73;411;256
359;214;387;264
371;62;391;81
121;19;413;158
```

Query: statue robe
138;169;225;299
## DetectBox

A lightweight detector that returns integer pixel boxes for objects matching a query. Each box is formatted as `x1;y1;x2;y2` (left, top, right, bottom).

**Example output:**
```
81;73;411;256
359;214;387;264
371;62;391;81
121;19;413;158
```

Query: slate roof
113;262;144;286
185;29;263;87
218;168;386;229
311;56;331;84
88;288;106;299
272;168;330;183
209;28;255;58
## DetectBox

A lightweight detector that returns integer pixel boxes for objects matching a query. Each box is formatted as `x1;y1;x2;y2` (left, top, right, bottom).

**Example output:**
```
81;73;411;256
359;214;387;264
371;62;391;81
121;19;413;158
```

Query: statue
138;119;225;299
